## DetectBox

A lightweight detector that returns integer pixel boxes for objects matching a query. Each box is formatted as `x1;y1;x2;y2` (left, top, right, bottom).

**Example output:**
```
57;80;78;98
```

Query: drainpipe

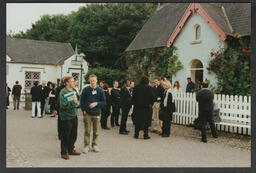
221;6;234;34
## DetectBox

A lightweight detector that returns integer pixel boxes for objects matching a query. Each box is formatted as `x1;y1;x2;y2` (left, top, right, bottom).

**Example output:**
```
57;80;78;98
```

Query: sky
7;3;88;34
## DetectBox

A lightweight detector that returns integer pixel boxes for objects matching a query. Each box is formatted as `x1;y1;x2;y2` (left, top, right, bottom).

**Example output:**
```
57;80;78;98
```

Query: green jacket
59;87;78;120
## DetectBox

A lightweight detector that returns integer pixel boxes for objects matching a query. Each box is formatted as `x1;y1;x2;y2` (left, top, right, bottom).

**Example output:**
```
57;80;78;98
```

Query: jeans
83;113;100;147
60;117;78;154
32;102;41;117
13;95;20;109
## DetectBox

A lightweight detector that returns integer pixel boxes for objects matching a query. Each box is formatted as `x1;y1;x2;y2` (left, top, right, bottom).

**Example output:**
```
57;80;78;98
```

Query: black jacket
120;86;132;108
30;86;42;102
153;84;165;102
111;88;120;105
132;84;154;109
39;85;50;100
196;88;214;112
160;91;173;113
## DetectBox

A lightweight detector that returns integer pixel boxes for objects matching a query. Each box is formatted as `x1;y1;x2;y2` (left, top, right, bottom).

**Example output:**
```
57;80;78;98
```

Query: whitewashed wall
172;13;226;91
6;54;88;102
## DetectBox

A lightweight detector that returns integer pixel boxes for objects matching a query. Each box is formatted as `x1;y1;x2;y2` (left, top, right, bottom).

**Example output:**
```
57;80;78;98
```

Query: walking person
100;83;111;130
186;77;195;93
59;76;81;160
119;79;132;135
44;81;52;114
6;83;11;109
80;74;106;153
30;81;42;118
159;80;174;137
110;81;121;127
49;83;57;117
12;81;22;110
132;76;154;139
196;82;218;143
150;77;165;134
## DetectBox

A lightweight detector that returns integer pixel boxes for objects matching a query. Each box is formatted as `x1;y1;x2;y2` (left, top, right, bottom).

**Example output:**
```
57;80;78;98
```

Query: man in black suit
110;81;121;127
196;82;218;143
186;77;195;93
119;79;132;135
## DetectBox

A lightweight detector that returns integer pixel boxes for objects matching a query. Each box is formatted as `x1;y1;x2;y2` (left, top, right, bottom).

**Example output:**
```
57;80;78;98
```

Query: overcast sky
7;3;88;34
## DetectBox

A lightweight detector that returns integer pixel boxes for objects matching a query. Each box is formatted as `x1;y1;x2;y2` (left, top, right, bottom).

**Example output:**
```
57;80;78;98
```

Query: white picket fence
172;92;251;135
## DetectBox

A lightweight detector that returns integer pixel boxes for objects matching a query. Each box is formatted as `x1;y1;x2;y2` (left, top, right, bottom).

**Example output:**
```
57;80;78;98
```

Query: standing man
56;78;66;140
150;77;165;134
129;81;135;125
186;77;195;93
80;74;106;154
132;76;154;139
59;76;81;160
39;81;48;116
6;83;11;109
119;79;132;135
196;81;218;143
12;81;22;110
30;81;42;118
110;81;121;127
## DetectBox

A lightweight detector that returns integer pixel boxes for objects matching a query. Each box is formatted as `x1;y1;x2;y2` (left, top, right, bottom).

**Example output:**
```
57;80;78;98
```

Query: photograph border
0;0;255;172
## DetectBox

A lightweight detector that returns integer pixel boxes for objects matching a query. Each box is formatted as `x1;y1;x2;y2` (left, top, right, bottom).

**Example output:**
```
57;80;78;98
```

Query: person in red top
12;81;22;110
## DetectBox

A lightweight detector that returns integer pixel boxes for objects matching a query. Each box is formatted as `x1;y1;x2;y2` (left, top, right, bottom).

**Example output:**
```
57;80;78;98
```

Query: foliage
206;37;250;96
84;67;126;86
9;14;72;43
125;47;183;83
10;3;157;70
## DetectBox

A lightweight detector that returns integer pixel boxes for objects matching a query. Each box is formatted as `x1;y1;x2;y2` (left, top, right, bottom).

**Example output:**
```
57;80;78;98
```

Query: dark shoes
161;134;170;137
144;136;151;140
102;127;110;130
61;154;69;160
69;150;81;155
201;138;207;143
119;131;128;135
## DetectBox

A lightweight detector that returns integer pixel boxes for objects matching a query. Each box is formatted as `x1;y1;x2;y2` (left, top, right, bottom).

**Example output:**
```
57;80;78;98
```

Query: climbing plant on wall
206;37;250;96
125;46;183;83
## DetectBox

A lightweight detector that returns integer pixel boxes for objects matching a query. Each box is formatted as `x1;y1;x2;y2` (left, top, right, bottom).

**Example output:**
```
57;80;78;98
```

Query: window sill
191;40;202;44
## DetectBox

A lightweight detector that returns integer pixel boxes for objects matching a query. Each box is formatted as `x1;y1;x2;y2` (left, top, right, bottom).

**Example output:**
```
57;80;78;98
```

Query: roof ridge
7;37;71;45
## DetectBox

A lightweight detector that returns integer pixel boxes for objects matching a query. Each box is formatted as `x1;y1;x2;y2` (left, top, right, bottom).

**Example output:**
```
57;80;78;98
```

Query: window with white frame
72;73;79;82
194;24;201;41
25;71;40;88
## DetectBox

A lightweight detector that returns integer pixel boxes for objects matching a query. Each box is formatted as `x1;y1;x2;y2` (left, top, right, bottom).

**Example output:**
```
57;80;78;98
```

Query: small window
194;24;201;41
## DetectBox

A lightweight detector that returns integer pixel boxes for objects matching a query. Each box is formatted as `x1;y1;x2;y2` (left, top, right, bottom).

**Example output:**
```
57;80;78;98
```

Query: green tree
11;14;72;43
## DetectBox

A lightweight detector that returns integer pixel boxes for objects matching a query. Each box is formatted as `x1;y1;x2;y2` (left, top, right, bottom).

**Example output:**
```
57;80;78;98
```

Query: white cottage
6;37;88;101
126;3;250;91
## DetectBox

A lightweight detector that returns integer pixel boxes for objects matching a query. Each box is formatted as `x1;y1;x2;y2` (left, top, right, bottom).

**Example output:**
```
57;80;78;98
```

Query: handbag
171;102;176;112
212;103;221;123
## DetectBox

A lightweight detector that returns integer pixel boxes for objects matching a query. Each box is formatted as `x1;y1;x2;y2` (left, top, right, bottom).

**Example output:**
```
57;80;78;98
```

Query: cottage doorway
189;59;203;91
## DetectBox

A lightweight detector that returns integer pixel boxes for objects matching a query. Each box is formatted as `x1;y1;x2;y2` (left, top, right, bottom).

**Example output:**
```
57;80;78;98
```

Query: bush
84;67;126;87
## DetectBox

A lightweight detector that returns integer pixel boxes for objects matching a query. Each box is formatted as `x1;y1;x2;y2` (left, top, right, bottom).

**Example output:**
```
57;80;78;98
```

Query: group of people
6;74;218;160
6;81;22;110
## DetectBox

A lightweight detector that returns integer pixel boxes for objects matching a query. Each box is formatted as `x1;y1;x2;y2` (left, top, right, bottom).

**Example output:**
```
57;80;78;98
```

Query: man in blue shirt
80;74;106;153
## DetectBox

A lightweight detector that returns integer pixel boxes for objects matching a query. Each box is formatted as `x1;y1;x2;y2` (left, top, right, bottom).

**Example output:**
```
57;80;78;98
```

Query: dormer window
191;24;201;44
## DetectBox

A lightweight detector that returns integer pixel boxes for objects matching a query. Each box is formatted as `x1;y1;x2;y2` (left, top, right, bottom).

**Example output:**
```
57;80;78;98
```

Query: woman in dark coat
100;83;111;130
132;76;154;139
49;83;57;117
159;80;173;137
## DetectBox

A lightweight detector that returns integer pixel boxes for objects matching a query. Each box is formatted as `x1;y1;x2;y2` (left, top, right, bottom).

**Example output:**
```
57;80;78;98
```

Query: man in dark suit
186;77;195;93
119;79;132;135
110;81;121;127
196;82;218;143
132;76;154;139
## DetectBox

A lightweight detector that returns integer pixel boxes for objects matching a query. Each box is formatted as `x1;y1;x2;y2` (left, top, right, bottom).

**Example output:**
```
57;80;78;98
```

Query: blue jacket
80;86;106;116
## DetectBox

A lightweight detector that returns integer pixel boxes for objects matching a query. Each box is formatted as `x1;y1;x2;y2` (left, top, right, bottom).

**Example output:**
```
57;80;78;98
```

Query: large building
6;37;88;101
126;3;250;91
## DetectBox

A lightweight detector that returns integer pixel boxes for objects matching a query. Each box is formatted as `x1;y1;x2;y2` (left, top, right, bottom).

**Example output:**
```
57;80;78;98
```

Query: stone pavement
6;105;251;167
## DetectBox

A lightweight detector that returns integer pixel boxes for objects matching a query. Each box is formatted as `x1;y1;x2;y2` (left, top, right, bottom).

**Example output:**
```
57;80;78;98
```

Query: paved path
6;106;251;167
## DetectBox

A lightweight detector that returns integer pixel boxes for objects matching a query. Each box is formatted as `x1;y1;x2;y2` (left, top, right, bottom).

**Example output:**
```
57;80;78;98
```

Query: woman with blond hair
159;80;174;137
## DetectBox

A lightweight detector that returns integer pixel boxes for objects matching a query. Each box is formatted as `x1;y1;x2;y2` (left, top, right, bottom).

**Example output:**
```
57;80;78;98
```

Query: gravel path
6;107;251;167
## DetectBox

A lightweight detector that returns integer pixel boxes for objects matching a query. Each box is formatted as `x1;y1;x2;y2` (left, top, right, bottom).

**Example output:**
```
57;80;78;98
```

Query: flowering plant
207;37;250;96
